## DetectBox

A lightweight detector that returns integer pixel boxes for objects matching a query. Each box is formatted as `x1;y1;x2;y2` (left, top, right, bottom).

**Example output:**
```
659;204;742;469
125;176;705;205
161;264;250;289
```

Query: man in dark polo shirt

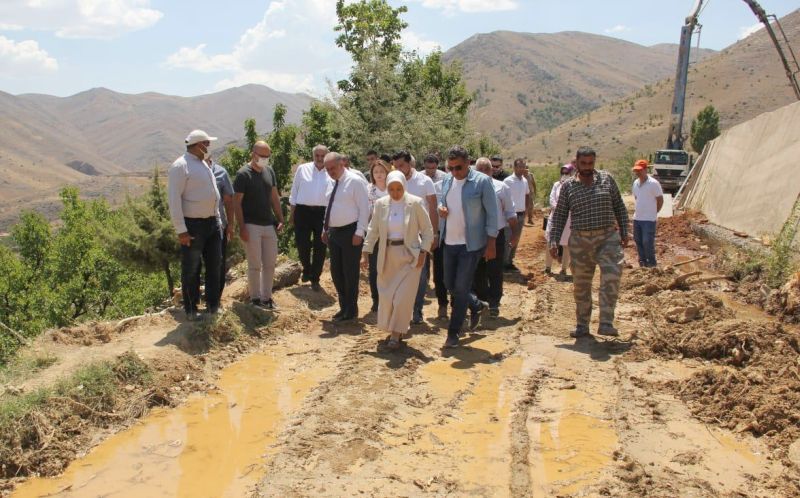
233;141;285;310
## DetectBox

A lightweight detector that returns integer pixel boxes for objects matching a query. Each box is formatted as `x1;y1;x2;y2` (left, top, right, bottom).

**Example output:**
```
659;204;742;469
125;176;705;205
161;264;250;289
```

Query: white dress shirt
290;162;333;207
492;178;517;230
444;178;467;245
168;152;220;234
504;174;529;213
326;169;371;237
348;168;368;184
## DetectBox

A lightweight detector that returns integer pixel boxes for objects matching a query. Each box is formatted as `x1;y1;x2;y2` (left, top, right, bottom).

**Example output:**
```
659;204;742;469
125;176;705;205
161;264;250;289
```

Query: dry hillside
508;9;800;164
0;84;311;229
443;31;715;147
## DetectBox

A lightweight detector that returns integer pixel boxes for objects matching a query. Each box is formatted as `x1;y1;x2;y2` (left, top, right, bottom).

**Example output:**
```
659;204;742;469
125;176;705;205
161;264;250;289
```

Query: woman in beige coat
362;171;434;349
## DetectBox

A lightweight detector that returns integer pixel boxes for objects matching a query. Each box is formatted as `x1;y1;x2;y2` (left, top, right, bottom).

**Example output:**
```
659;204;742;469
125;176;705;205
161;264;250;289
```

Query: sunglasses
447;165;465;172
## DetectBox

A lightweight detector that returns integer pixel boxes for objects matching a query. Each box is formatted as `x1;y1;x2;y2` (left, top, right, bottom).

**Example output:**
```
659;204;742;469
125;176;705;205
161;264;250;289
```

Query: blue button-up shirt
439;168;499;252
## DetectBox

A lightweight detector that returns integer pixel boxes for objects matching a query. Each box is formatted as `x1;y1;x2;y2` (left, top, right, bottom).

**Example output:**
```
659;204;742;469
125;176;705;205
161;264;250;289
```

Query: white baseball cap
184;129;218;146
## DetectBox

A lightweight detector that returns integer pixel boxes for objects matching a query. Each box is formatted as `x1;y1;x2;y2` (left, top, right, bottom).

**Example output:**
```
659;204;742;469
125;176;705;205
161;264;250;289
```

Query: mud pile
767;271;800;323
655;212;705;253
632;279;800;447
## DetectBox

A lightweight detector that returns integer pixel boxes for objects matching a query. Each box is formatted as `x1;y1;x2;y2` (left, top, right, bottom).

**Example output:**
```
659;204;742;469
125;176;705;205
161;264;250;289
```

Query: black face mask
578;169;594;177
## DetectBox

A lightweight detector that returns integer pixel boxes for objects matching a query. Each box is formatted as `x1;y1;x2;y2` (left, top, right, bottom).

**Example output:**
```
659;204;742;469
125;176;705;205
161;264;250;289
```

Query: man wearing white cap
168;130;222;320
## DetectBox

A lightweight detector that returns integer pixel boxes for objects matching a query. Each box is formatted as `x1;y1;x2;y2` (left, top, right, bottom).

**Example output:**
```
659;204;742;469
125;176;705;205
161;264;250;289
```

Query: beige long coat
363;193;434;267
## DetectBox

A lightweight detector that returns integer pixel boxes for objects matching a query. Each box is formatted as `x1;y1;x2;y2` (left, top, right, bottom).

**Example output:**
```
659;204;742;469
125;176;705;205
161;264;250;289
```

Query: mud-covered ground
5;213;800;497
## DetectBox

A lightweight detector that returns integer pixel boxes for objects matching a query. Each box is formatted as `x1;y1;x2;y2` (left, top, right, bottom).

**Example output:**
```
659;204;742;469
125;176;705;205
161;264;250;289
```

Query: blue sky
0;0;797;98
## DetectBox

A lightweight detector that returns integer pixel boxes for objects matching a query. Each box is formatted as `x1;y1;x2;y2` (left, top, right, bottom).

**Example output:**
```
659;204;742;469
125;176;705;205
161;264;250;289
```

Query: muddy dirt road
10;218;800;497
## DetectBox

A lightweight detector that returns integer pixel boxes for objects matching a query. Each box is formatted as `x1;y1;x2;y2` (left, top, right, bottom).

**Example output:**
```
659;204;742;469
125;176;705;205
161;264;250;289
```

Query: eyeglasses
447;165;464;172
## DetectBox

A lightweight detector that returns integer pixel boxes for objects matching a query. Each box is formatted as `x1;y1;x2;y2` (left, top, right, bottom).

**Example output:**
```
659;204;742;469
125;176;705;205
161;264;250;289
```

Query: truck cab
651;149;693;194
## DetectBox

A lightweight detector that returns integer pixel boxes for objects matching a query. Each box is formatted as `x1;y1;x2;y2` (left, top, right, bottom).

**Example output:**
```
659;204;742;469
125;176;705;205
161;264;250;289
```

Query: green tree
690;105;720;154
107;168;180;294
219;118;258;176
301;101;341;157
335;0;407;66
267;103;300;192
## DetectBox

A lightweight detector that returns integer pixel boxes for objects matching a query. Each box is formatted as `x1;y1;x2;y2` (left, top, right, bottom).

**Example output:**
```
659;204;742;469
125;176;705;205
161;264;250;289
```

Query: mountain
443;31;716;147
507;9;800;164
0;85;312;229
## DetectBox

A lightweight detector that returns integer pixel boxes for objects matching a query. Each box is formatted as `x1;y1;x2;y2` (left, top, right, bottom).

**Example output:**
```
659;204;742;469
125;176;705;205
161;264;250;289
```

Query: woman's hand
416;252;426;268
361;253;370;269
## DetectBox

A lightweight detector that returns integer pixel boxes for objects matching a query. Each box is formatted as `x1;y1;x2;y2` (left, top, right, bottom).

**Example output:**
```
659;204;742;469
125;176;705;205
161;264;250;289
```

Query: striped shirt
549;169;629;244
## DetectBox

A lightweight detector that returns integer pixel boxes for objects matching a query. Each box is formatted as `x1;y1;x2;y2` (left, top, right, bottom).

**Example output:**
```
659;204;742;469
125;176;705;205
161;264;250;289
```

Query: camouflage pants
568;229;624;327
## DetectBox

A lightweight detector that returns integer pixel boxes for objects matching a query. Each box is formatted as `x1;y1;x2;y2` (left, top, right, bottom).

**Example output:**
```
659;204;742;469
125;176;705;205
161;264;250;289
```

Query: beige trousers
244;224;278;301
377;245;423;335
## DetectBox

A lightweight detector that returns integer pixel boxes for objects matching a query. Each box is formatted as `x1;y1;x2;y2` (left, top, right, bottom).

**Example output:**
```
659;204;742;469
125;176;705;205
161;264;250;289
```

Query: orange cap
632;159;648;171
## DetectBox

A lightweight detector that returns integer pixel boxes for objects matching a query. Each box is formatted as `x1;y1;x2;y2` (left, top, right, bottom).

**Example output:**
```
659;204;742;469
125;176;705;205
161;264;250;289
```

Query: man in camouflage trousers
548;146;629;338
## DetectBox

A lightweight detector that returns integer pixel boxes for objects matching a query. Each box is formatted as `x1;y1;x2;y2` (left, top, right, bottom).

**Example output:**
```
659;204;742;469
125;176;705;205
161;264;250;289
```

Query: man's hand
484;241;497;261
549;244;559;259
239;226;249;243
178;232;192;247
416;252;426;268
225;225;234;241
276;222;284;233
621;236;629;248
438;206;449;219
321;231;329;245
352;235;364;246
430;234;439;252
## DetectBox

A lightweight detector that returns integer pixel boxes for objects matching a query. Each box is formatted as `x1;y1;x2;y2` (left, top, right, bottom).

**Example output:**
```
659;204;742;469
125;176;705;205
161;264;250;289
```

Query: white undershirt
445;178;467;245
387;200;405;240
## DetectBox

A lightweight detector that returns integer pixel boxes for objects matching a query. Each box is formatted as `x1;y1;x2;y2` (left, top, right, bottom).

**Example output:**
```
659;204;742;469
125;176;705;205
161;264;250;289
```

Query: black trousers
432;244;448;306
194;227;228;299
369;248;379;308
328;223;362;317
181;217;222;313
473;227;506;308
294;205;327;283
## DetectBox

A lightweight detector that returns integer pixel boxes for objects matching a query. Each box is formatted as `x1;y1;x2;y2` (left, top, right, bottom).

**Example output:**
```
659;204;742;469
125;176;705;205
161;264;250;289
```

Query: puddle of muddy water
382;335;522;494
529;389;617;497
14;341;332;498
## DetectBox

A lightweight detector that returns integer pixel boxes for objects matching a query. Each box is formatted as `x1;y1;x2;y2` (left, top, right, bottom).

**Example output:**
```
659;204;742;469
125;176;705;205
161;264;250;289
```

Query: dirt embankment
2;212;800;497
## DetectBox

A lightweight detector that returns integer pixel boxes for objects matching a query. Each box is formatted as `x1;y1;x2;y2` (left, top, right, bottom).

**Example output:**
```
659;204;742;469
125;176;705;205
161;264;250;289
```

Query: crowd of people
168;130;663;349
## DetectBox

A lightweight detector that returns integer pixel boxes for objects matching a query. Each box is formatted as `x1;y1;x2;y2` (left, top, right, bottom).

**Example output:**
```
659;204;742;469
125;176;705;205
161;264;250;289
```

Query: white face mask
560;174;570;182
257;157;270;168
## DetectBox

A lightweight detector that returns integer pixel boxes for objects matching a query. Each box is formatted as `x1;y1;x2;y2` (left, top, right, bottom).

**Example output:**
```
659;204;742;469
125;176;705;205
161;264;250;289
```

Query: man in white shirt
632;159;664;268
322;152;371;322
423;153;447;183
343;154;368;183
438;146;498;348
393;150;440;324
474;158;519;317
503;159;531;271
289;144;332;291
168;129;222;320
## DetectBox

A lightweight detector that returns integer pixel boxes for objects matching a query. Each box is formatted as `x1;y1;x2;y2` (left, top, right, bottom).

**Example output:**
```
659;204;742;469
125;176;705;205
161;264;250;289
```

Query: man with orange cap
631;159;663;268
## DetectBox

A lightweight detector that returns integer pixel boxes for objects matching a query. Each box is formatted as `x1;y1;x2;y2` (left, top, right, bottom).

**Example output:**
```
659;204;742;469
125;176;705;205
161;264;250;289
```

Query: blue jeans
633;220;657;267
443;244;483;338
413;253;430;318
181;217;222;313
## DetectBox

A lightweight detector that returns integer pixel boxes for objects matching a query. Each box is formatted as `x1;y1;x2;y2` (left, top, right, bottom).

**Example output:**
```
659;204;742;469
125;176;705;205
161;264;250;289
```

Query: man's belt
329;222;357;231
573;227;615;237
387;240;405;246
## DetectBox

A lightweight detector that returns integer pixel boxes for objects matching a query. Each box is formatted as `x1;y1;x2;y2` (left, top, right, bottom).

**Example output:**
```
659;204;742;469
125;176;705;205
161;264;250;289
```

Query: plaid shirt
549;169;629;244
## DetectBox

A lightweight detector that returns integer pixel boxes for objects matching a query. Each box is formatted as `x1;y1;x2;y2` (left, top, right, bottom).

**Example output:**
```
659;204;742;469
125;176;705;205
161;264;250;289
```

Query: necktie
324;180;339;231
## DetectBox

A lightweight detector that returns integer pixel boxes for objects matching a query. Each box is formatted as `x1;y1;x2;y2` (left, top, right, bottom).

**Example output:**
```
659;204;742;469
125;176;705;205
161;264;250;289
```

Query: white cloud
164;0;350;94
0;24;24;31
738;23;764;40
0;0;162;39
605;25;631;34
0;35;58;76
401;31;440;55
409;0;518;15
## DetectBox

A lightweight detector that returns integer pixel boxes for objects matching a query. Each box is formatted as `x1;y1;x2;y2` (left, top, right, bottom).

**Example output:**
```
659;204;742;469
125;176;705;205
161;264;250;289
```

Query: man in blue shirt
438;146;499;348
